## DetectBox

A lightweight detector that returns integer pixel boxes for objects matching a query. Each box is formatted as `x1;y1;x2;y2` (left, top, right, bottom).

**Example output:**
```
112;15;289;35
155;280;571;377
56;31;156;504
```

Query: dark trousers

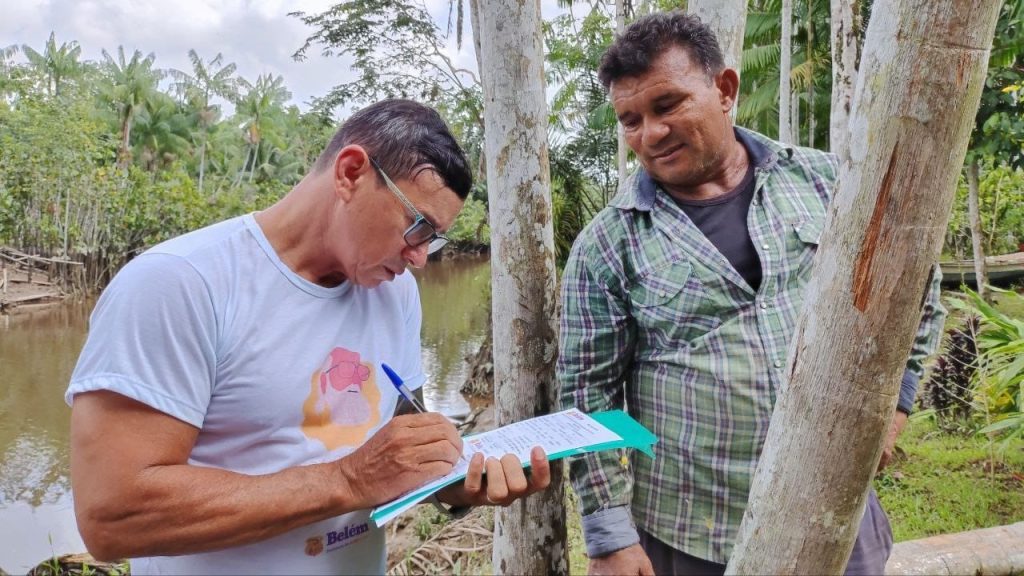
639;490;894;576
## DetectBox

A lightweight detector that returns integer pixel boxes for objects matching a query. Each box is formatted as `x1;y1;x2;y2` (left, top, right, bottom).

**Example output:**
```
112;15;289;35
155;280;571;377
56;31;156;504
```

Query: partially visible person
68;99;550;575
557;13;945;576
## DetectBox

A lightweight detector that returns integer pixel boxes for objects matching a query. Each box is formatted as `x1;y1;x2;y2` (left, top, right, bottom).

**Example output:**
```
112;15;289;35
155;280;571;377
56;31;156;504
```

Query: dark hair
314;99;473;200
598;11;725;89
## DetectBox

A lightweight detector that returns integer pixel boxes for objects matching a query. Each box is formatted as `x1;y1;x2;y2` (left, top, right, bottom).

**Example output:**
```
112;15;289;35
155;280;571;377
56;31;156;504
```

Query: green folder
370;409;657;526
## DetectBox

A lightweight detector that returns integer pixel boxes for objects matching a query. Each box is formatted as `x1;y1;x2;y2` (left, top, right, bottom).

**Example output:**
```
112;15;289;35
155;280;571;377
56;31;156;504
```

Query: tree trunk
198;137;207;194
807;8;815;149
616;0;629;188
725;1;1001;573
476;0;567;574
118;112;132;169
779;0;793;143
830;0;861;162
885;522;1024;575
688;0;747;121
967;157;988;299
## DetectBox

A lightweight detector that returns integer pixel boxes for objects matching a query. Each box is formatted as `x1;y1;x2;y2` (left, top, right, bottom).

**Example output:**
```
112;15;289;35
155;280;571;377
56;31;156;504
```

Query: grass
875;416;1024;542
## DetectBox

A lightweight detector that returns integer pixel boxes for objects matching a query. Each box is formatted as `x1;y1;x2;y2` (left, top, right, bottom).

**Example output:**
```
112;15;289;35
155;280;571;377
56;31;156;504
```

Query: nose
641;118;670;149
403;242;429;269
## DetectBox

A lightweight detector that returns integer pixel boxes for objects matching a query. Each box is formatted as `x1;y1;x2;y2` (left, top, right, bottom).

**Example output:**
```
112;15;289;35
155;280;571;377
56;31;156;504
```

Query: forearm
77;460;356;561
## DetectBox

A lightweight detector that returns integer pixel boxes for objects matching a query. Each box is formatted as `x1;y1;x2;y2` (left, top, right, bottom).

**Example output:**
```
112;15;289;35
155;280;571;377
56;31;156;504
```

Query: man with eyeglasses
66;99;550;575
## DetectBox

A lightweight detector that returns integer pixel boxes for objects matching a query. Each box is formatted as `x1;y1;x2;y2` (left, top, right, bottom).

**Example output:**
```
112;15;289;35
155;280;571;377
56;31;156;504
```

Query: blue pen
381;363;430;413
382;363;470;465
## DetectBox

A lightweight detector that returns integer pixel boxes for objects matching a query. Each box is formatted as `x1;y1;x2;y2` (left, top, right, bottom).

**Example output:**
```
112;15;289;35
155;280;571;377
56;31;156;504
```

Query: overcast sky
2;0;494;113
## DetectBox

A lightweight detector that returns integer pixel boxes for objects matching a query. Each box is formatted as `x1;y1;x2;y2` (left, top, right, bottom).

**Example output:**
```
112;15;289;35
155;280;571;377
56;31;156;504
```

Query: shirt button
761;243;769;250
774;360;783;368
760;302;768;309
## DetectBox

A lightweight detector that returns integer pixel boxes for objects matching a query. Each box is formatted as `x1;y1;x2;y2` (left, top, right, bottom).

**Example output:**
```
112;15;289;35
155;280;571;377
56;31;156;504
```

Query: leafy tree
234;73;291;184
133;93;193;172
20;31;83;98
169;51;240;192
99;47;164;168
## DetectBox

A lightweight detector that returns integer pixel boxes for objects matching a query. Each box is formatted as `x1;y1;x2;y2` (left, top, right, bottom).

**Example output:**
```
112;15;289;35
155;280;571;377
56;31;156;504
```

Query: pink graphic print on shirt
301;347;382;450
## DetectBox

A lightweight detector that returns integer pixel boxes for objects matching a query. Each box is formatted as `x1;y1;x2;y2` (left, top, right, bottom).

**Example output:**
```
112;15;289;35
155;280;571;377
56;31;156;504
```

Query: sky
1;0;488;113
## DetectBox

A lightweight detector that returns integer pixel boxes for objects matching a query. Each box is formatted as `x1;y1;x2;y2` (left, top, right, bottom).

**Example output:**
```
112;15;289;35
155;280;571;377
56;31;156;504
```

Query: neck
254;174;346;287
662;135;750;202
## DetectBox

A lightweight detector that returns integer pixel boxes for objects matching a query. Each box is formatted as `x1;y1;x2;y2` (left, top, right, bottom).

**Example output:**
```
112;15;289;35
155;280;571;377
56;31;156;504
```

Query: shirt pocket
789;212;826;284
628;260;722;346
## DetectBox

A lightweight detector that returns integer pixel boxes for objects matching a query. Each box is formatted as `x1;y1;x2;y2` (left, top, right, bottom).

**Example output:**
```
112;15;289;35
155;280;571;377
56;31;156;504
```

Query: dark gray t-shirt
671;163;761;291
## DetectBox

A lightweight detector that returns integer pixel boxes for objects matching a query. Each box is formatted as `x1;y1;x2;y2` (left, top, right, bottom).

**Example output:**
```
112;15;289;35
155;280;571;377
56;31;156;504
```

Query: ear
331;145;373;203
715;67;740;114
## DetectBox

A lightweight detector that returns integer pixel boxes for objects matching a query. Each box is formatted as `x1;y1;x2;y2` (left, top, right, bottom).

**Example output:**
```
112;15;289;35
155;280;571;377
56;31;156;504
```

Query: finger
527;446;551;491
500;453;529;495
398;411;453;429
415;438;464;466
484;457;508;504
462;452;486;494
639;555;656;576
396;421;462;448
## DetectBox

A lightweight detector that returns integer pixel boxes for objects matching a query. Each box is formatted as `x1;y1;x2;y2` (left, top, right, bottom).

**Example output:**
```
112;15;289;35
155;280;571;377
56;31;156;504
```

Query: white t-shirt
66;214;425;575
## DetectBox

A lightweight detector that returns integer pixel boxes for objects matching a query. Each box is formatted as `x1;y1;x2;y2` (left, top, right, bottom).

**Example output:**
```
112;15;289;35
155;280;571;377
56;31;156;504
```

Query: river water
0;256;491;573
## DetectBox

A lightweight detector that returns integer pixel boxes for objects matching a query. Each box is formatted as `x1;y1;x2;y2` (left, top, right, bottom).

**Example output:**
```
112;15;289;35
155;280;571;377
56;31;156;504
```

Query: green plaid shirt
557;128;946;563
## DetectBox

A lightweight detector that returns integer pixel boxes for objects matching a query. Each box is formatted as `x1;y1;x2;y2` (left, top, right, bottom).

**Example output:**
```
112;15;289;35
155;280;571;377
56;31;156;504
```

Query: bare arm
71;391;461;561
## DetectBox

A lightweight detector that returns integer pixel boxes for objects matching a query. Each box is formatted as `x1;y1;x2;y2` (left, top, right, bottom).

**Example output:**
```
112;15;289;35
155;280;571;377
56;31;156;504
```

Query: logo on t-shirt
300;347;383;449
304;522;371;556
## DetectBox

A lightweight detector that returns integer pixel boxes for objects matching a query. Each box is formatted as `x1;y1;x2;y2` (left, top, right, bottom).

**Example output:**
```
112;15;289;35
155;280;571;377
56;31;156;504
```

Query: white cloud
3;0;352;111
3;0;570;113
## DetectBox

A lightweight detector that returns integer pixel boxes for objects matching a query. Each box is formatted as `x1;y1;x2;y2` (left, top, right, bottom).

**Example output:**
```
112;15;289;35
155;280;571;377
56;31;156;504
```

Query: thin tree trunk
198;138;207;194
688;0;747;121
791;89;800;145
779;0;793;143
807;7;815;149
830;0;861;162
477;0;567;573
118;112;132;168
616;0;628;188
725;0;1001;573
967;157;988;299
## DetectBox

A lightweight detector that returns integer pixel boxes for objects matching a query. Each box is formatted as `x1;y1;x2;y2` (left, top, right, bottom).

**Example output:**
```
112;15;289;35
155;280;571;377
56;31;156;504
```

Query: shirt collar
611;127;792;213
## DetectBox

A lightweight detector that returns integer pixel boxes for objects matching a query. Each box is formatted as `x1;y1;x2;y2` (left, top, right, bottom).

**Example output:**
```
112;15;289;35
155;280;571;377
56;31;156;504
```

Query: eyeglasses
369;157;449;255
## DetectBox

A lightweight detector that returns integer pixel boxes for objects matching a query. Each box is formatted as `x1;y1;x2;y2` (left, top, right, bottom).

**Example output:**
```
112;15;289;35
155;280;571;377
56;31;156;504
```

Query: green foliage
945;163;1024;258
874;417;1024;542
445;194;490;248
945;288;1024;444
967;1;1024;170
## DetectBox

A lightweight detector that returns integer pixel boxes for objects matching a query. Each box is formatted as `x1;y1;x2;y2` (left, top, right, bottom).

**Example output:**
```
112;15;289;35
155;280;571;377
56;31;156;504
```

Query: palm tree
20;32;83;97
99;46;163;168
133;93;192;172
0;44;20;103
169;50;240;192
234;74;291;184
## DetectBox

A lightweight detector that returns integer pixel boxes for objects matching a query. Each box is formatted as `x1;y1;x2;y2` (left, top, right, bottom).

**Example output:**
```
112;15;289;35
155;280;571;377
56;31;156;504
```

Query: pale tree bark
830;0;861;162
476;0;567;574
967;157;989;299
807;7;815;149
725;0;1001;573
779;0;793;143
885;521;1024;575
616;0;628;188
687;0;747;121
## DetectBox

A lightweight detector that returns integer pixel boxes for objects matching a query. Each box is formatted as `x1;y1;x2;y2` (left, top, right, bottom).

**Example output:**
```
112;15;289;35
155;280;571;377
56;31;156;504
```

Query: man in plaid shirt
557;12;945;575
